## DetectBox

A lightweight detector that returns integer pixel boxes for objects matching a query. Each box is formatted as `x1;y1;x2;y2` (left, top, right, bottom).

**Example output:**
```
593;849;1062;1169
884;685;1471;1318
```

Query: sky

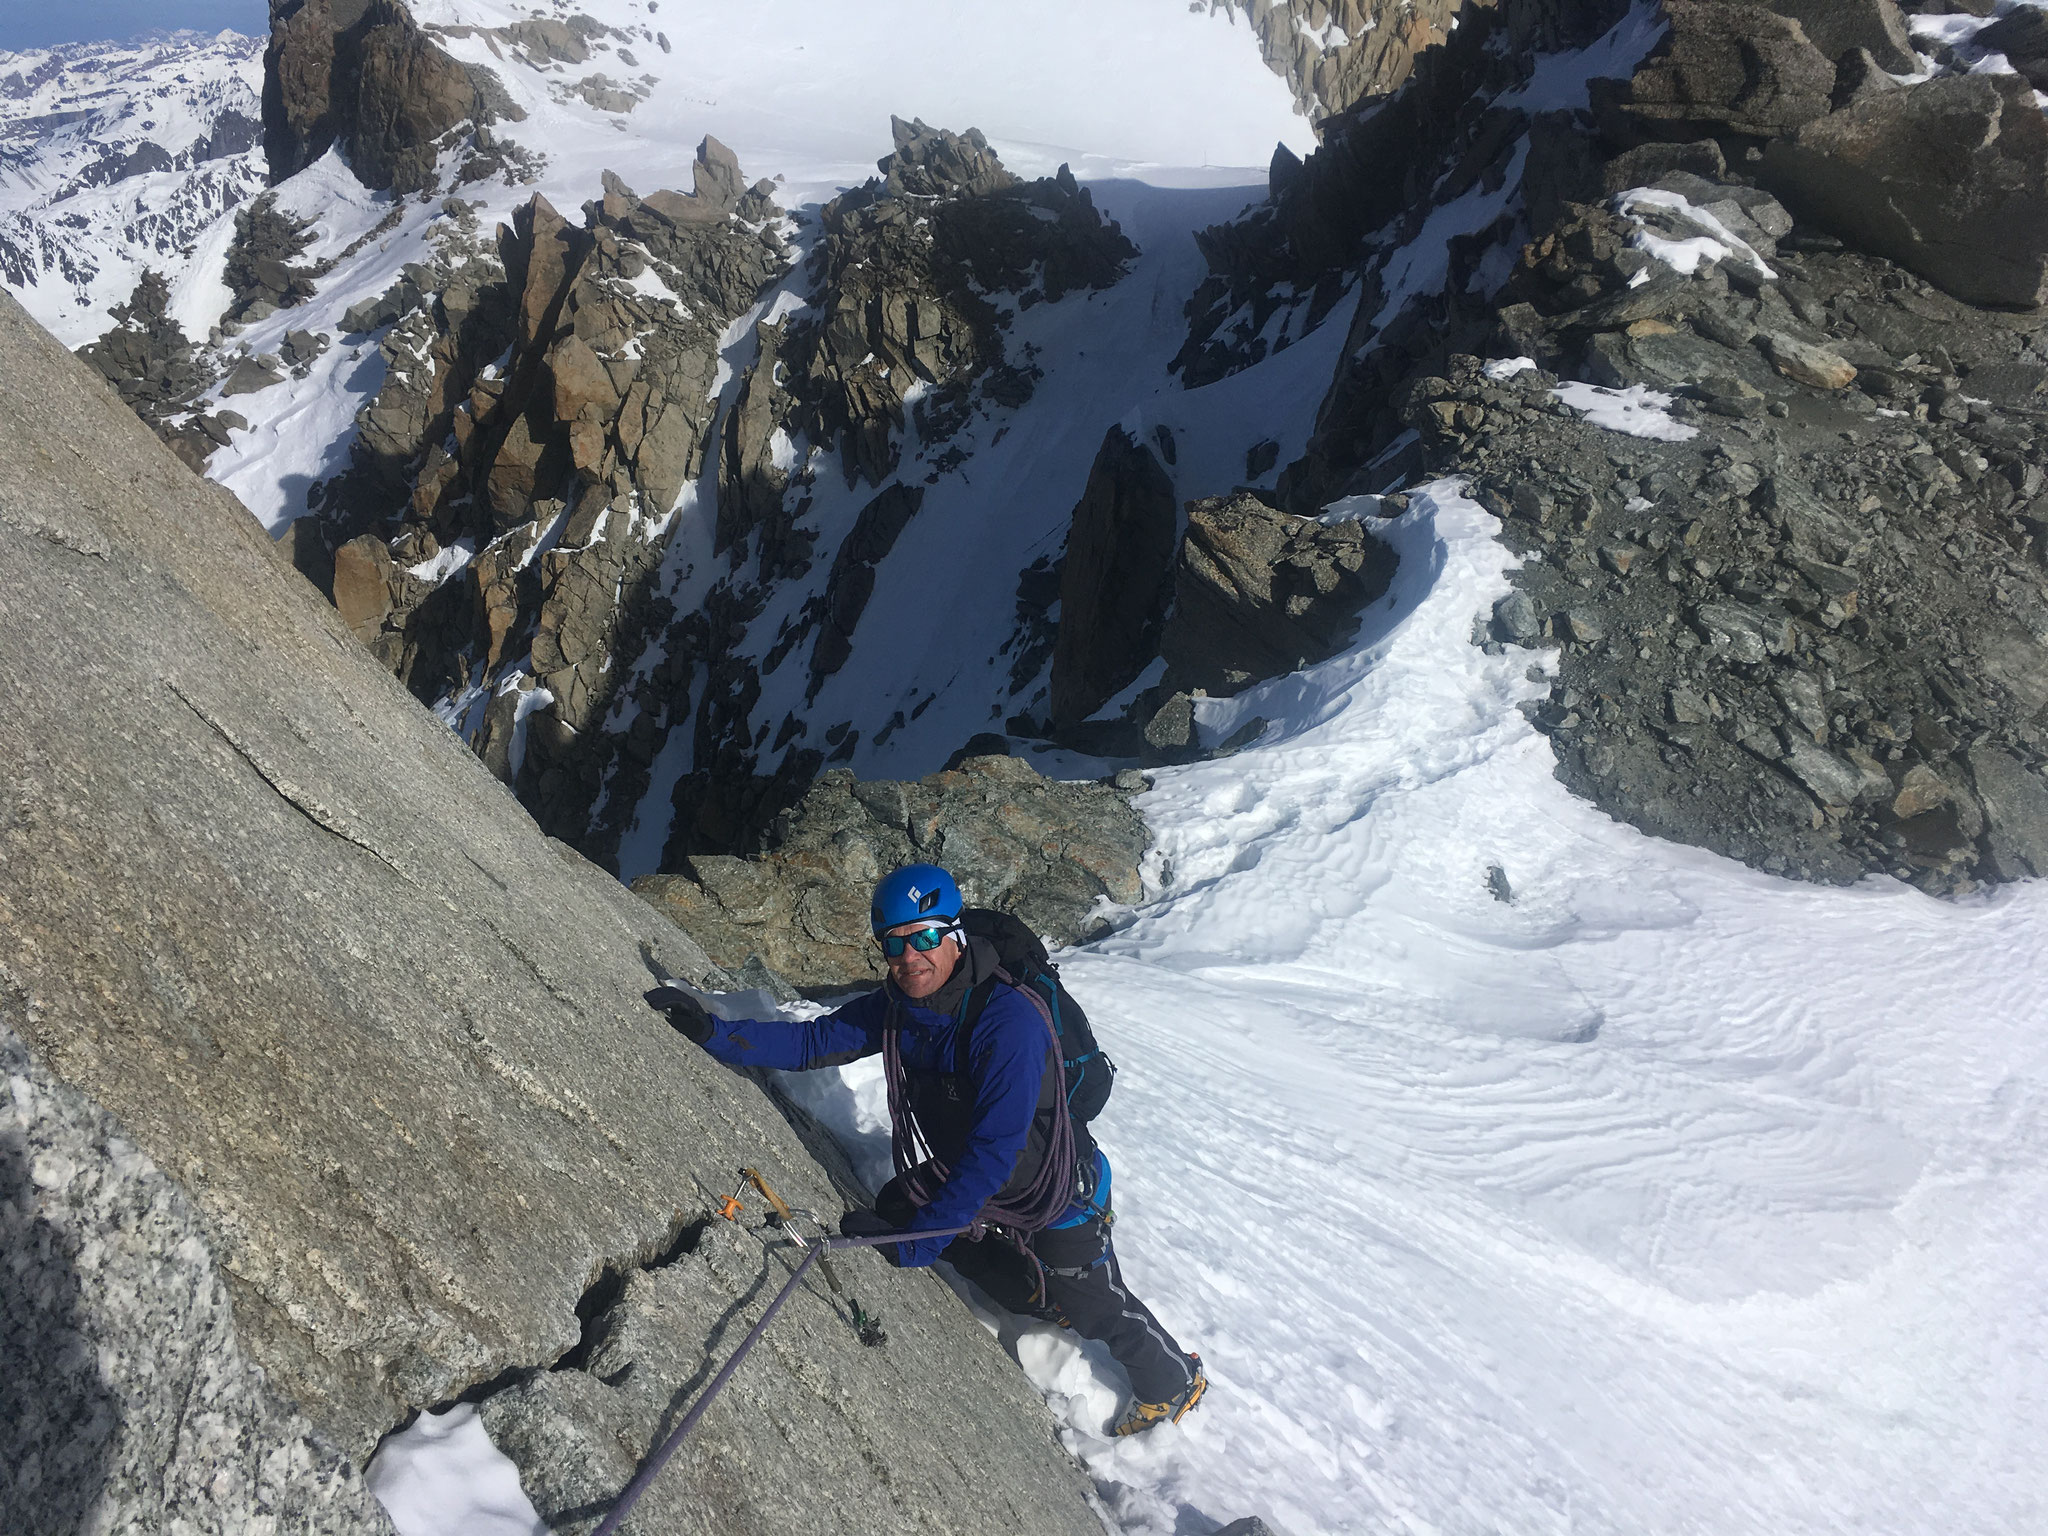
0;0;266;51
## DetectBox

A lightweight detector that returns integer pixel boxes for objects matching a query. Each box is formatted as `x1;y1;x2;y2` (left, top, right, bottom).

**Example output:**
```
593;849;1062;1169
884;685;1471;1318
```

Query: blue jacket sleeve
698;989;888;1071
894;990;1050;1268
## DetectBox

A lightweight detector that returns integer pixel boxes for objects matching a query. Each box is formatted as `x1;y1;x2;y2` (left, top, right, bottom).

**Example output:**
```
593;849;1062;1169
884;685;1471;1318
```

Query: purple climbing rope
588;1224;970;1536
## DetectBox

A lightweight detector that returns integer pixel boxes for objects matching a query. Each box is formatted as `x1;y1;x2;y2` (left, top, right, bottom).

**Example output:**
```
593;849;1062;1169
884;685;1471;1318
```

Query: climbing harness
586;1172;967;1536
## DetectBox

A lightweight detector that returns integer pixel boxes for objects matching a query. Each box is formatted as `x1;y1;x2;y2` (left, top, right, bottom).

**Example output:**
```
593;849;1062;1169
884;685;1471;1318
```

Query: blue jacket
698;940;1069;1267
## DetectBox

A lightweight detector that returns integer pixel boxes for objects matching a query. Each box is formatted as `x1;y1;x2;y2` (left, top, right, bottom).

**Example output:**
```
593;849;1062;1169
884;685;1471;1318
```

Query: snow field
1056;488;2048;1533
768;484;2048;1536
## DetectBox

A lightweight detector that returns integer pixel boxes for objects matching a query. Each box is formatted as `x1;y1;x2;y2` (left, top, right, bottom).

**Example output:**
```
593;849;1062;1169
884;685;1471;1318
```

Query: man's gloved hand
643;982;714;1045
839;1208;904;1266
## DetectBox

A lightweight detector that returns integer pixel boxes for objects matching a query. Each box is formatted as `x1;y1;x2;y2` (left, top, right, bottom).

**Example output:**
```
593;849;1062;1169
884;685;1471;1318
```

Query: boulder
1761;331;1857;389
1048;426;1180;728
1966;747;2048;878
1761;74;2048;309
0;286;1104;1534
1;1015;394;1535
221;355;285;395
330;531;402;645
1159;492;1395;697
633;755;1149;987
1764;0;1918;75
1608;1;1838;143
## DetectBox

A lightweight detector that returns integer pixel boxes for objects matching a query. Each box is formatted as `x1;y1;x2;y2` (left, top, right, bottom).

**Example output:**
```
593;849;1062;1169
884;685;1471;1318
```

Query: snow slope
778;483;2048;1536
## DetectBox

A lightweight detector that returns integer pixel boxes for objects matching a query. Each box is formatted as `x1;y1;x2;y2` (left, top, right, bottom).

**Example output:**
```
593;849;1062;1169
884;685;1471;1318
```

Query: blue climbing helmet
870;863;963;935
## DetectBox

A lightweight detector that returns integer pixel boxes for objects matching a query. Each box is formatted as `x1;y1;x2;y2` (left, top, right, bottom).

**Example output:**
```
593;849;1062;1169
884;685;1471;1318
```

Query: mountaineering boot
1112;1353;1207;1436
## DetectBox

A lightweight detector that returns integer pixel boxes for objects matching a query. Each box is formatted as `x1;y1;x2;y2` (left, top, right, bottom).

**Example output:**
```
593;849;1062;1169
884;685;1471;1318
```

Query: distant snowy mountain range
0;29;264;346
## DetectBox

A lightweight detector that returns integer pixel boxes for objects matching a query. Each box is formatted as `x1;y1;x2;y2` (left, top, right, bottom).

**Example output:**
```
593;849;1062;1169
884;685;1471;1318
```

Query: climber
645;861;1205;1437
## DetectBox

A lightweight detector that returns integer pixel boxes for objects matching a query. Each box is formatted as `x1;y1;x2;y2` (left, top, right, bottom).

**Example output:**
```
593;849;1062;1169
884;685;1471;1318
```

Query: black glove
643;982;714;1045
839;1208;904;1266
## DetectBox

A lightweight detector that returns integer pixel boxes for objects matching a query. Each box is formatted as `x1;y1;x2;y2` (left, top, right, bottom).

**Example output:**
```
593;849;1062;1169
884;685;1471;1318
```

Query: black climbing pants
877;1180;1193;1403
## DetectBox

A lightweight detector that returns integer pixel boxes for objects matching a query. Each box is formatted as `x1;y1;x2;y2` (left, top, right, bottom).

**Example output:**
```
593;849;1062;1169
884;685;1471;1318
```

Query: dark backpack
957;907;1116;1123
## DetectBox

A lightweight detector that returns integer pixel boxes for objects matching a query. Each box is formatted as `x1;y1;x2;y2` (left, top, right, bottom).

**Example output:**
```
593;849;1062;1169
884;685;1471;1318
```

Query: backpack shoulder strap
953;966;1055;1086
951;972;999;1089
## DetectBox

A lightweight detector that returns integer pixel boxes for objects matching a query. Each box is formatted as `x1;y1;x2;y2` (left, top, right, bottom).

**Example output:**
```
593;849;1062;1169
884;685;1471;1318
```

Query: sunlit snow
779;485;2048;1536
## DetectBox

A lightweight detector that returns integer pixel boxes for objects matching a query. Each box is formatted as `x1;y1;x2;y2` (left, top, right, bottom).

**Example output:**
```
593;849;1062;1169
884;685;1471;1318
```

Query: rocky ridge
1177;0;2048;891
633;752;1152;989
295;141;788;846
1;282;1105;1531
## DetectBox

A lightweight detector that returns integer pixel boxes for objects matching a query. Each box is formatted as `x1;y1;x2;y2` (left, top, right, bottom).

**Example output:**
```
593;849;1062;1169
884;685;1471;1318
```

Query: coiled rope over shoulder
881;966;1078;1246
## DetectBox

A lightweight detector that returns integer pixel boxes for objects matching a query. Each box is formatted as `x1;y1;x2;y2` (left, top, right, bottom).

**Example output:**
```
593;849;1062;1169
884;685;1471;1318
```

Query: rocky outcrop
1760;73;2048;309
298;147;788;848
222;191;324;323
0;285;1105;1533
263;0;482;194
1177;1;1629;387
74;270;227;472
1208;0;1470;122
1580;0;2048;312
719;117;1136;507
633;755;1150;988
1;1016;394;1535
1432;201;2048;893
1177;0;2048;893
1465;195;2046;895
1048;427;1181;729
1159;491;1395;697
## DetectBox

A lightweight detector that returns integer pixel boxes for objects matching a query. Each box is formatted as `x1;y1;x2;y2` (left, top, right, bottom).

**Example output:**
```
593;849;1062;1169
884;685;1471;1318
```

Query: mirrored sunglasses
877;925;953;958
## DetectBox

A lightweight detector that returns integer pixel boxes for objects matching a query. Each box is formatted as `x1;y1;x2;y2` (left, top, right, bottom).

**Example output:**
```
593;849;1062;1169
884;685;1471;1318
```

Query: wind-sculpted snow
0;31;265;345
771;484;2048;1534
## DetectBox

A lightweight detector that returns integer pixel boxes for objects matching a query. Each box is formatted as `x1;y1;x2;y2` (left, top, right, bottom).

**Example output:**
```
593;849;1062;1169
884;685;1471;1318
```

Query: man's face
883;920;960;1000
